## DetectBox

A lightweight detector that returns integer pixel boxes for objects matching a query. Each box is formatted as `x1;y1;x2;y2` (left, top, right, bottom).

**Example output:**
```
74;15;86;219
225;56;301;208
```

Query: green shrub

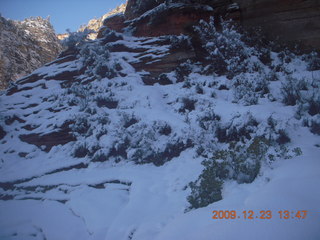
187;136;270;210
187;160;223;209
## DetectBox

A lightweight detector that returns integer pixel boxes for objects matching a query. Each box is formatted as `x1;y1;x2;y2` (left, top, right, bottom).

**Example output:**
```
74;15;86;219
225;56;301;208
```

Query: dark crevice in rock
21;103;39;110
5;115;26;125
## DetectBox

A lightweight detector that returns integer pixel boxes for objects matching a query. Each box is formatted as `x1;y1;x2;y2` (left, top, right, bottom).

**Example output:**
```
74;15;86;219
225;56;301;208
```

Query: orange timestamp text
212;210;308;220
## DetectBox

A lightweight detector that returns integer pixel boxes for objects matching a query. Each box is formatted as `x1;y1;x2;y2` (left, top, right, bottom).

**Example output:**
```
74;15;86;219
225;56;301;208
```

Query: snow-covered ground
0;29;319;240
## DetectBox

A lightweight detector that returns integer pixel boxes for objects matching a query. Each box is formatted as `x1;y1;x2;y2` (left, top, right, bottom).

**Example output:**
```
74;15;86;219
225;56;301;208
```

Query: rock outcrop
0;16;62;90
94;0;320;83
101;0;320;50
234;0;320;50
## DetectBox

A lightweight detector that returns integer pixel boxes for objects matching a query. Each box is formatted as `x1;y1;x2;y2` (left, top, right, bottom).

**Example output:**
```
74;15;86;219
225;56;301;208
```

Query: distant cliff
0;16;62;89
79;3;127;39
58;3;127;41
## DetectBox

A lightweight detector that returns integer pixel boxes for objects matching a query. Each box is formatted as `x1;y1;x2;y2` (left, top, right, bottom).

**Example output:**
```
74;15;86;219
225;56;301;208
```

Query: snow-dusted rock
0;16;62;89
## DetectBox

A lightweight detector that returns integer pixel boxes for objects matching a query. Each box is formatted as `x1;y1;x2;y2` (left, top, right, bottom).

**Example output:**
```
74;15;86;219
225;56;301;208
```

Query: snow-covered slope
0;18;320;240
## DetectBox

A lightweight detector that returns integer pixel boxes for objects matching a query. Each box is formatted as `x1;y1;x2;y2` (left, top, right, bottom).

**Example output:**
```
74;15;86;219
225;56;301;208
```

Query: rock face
95;0;320;83
102;0;320;50
0;16;62;90
234;0;320;50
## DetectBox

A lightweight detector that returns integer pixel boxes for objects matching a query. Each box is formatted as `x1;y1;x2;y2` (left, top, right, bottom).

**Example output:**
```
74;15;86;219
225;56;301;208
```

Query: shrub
310;120;320;135
108;137;130;160
281;76;303;106
195;17;253;76
158;74;173;85
306;52;320;71
96;114;110;125
73;144;89;158
101;30;123;44
232;73;269;106
195;84;204;94
62;28;93;50
187;161;223;209
175;62;193;83
151;139;193;166
216;115;258;143
307;99;320;116
169;35;192;51
198;111;221;131
179;97;196;113
122;114;139;128
158;123;172;136
188;135;270;209
95;96;118;109
133;139;193;166
92;151;108;162
215;140;263;184
72;116;91;136
276;130;291;145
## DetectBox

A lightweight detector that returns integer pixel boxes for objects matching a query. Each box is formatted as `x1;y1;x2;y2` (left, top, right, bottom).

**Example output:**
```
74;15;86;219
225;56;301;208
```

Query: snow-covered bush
169;35;192;51
158;122;172;136
71;115;91;137
62;29;93;50
100;119;193;166
128;0;165;18
310;118;320;135
276;129;291;144
282;73;320;136
95;96;118;109
100;29;123;44
232;72;269;106
79;42;118;79
215;113;259;144
91;150;109;162
195;17;254;78
175;61;193;83
305;51;320;71
73;143;89;158
281;75;305;106
197;110;221;132
122;113;139;128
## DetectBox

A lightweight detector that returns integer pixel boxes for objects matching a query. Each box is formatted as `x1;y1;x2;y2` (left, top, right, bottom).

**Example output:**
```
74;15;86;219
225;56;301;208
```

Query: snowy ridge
0;20;320;240
0;16;62;89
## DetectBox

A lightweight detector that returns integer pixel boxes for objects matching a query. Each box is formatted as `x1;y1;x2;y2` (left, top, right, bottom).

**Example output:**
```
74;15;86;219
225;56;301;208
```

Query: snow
155;149;320;240
1;144;319;239
1;26;320;240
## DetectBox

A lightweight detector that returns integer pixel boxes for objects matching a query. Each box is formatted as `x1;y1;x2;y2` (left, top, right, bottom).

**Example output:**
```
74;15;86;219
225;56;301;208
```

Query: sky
0;0;126;34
